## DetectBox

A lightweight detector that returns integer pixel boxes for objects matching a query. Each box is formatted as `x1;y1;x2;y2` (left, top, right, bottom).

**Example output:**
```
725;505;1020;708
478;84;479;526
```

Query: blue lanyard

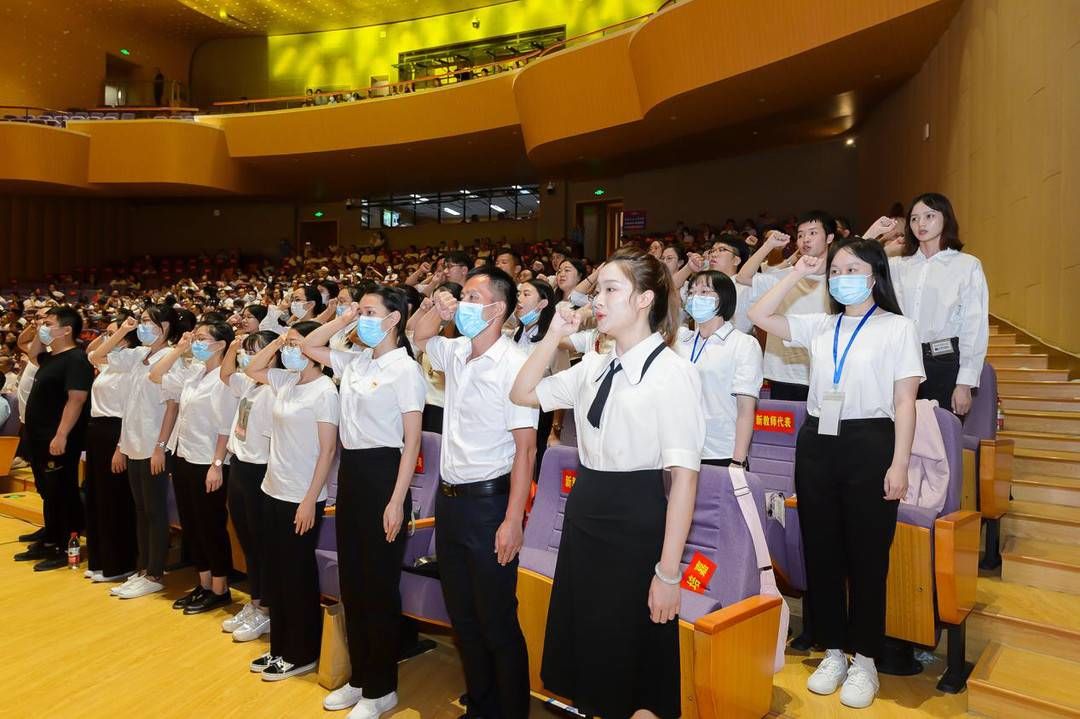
690;333;707;363
832;303;877;387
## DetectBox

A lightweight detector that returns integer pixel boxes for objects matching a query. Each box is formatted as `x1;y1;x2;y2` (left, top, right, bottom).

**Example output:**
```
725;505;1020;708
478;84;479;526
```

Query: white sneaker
223;602;255;633
119;576;164;599
347;692;398;719
94;570;134;583
232;611;270;642
84;569;95;579
840;660;880;708
111;573;144;596
807;650;849;695
324;683;365;711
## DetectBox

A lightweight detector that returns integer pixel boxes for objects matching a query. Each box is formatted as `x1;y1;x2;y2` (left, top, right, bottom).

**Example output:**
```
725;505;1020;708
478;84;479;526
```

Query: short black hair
445;251;470;268
465;266;516;320
690;271;737;322
46;306;83;339
797;210;837;238
495;249;522;268
243;304;268;322
197;320;235;345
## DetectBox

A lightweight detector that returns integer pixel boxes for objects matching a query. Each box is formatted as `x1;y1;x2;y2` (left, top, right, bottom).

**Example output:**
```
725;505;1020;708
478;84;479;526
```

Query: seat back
522;444;578;555
682;465;765;609
963;362;997;442
936;406;965;517
401;431;442;566
748;399;806;588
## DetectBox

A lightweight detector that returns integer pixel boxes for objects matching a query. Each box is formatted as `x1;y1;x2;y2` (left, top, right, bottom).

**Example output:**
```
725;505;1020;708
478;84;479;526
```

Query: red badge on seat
560;469;576;494
414;450;424;474
754;410;795;434
680;552;717;593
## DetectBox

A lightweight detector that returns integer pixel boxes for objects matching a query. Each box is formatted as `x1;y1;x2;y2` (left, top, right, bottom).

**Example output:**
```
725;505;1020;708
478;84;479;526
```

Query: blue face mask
237;352;251;369
190;340;215;362
37;324;55;346
455;302;495;339
356;315;389;348
685;296;720;324
518;308;540;327
136;323;159;346
290;301;309;319
829;275;873;306
335;304;347;318
280;345;308;371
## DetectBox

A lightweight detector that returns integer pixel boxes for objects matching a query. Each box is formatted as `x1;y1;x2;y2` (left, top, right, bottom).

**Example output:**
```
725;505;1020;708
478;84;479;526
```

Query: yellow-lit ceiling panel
177;0;515;35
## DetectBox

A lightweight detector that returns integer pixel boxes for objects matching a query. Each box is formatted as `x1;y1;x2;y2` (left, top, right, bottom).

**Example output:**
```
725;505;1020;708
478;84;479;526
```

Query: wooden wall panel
858;0;1079;353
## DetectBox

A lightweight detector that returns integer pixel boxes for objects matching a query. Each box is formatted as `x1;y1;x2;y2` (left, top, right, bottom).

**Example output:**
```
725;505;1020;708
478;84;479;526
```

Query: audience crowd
5;194;987;718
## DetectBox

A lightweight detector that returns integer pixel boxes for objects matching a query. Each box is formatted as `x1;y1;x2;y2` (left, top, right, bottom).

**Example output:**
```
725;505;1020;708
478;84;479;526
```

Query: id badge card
819;390;844;436
930;339;955;357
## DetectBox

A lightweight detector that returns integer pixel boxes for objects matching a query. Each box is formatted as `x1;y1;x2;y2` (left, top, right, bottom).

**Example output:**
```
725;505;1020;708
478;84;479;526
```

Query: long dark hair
243;330;280;369
826;238;904;316
145;304;180;343
607;246;680;346
514;279;556;343
364;285;414;358
903;192;962;255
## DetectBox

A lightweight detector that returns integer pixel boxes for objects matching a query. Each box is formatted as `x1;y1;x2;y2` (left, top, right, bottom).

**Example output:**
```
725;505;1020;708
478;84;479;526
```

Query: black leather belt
439;474;510;498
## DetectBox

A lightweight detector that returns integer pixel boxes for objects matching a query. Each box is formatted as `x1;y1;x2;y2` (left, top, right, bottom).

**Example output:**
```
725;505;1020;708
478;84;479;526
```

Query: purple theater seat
315;516;340;599
400;528;450;626
166;477;179;527
962;363;997;452
749;399;807;591
519;444;577;575
1;394;19;436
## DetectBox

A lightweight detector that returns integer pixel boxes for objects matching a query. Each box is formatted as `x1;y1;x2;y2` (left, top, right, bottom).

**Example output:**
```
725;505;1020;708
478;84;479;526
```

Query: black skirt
540;466;680;719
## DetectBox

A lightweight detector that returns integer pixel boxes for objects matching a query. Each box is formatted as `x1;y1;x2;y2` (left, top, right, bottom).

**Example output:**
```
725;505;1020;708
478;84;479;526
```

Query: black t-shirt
24;347;94;445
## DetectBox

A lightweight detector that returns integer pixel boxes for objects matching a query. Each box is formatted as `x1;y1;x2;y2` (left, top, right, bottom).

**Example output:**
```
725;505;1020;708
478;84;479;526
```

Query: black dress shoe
33;551;69;572
14;542;51;561
172;586;207;610
18;527;45;543
183;589;232;615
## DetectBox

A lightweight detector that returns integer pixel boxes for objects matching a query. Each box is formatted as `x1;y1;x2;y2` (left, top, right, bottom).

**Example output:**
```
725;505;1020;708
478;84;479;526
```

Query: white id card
930;339;955;356
819;390;844;436
765;492;787;529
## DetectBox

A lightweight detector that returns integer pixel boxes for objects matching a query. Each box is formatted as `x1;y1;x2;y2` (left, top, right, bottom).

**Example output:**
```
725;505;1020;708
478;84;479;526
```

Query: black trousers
795;416;898;659
701;458;735;467
436;483;530;719
534;410;554;480
84;417;136;576
227;459;267;602
421;404;444;434
338;447;411;699
127;457;170;578
172;456;232;579
917;338;960;412
263;493;325;666
768;379;810;402
29;440;83;547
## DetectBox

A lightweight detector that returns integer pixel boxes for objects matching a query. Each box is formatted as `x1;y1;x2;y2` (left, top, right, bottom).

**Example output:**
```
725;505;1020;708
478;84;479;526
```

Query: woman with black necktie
511;246;705;719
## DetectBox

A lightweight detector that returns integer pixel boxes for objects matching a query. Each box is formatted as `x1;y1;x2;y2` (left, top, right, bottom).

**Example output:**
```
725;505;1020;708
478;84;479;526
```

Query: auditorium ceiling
176;0;514;35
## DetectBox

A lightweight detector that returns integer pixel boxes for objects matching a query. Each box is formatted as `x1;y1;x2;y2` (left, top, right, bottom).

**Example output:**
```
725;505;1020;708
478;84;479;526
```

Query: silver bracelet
654;562;681;585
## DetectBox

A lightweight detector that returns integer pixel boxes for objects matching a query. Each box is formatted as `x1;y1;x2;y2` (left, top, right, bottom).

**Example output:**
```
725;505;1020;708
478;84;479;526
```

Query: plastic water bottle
67;532;80;570
996;399;1005;431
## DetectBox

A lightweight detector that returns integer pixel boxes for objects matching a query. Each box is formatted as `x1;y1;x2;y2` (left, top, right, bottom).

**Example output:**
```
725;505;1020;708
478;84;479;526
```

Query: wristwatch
213;459;224;468
156;441;167;450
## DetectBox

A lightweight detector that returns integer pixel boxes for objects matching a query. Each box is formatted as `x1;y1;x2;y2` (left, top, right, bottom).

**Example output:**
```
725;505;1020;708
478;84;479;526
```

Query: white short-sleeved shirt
675;325;762;459
568;329;615;356
226;373;273;465
889;249;989;387
163;365;239;465
785;311;926;420
331;347;426;450
425;335;539;484
262;369;340;503
536;332;705;472
90;357;129;418
114;347;173;460
750;268;829;385
732;282;753;334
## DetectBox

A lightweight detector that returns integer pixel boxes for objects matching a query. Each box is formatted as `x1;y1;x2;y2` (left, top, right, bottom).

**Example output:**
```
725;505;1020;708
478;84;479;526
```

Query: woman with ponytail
301;286;426;718
510;247;704;719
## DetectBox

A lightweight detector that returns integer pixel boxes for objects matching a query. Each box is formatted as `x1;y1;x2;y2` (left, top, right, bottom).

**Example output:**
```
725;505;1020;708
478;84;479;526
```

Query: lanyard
832;303;877;387
690;333;708;364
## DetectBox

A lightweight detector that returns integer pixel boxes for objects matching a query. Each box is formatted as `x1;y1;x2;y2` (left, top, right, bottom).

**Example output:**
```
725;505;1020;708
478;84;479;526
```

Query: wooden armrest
692;595;781;719
934;509;981;625
978;438;1013;520
412;516;436;530
784;496;797;509
694;594;781;635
